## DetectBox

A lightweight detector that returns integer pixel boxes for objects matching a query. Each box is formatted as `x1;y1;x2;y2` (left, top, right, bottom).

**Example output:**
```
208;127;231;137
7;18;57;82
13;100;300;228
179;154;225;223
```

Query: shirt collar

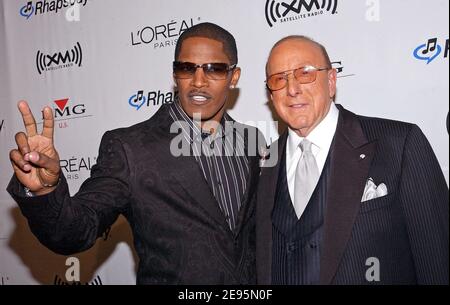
171;100;232;141
287;102;339;159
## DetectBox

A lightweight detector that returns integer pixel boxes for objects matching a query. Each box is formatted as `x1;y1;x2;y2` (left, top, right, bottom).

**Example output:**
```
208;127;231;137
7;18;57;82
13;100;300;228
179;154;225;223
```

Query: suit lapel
155;105;231;230
319;105;378;284
169;154;231;229
235;155;259;235
256;132;288;284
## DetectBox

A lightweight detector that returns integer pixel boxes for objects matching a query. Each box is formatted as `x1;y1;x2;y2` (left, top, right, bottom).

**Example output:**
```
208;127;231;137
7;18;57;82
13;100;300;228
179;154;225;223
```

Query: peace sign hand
9;101;61;196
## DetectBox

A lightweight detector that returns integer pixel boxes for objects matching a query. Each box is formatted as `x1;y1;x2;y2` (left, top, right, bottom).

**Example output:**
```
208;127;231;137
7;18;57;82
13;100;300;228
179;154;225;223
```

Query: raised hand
9;101;61;196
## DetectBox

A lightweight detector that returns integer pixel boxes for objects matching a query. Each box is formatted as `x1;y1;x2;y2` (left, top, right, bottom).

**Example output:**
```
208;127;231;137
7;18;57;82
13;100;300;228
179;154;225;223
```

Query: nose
286;73;302;97
191;67;208;88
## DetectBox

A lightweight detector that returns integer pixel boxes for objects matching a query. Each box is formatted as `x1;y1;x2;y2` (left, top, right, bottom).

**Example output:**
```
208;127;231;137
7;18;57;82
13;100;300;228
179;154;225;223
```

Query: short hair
268;35;332;74
175;22;238;65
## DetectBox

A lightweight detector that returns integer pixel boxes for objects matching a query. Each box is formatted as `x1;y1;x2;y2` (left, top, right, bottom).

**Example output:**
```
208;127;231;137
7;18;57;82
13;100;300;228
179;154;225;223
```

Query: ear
230;67;241;88
328;68;337;99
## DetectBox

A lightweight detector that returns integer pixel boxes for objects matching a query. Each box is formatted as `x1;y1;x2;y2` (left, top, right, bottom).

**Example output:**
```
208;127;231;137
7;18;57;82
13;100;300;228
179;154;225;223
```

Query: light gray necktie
293;139;320;219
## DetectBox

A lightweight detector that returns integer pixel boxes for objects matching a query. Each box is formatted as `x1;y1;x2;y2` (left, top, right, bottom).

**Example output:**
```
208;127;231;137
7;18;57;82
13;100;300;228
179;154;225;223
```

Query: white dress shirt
286;103;339;217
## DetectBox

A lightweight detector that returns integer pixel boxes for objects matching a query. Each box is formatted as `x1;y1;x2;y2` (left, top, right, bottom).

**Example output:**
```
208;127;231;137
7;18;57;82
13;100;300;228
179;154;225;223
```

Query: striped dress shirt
169;101;250;230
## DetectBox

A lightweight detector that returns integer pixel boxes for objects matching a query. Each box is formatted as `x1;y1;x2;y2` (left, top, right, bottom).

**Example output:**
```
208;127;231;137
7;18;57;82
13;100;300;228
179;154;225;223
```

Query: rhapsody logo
414;38;449;64
131;18;199;49
129;90;177;110
265;0;338;27
36;42;82;75
20;1;35;19
20;0;88;20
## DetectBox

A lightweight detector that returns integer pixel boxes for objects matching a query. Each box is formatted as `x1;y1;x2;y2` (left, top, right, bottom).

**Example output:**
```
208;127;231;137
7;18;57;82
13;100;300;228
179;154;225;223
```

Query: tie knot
299;139;313;153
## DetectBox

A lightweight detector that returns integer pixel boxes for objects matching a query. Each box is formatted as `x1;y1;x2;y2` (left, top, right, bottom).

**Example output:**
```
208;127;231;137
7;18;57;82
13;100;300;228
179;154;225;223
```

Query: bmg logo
414;38;449;65
265;0;338;27
36;42;82;74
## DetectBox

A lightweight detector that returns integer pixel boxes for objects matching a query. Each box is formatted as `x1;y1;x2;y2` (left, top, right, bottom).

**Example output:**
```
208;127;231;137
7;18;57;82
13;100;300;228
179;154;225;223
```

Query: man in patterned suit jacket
7;23;265;285
256;35;448;285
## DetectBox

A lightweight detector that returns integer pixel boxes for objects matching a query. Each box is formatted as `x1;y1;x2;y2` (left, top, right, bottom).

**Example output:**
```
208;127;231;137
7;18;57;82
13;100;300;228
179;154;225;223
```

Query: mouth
288;103;309;109
188;91;212;105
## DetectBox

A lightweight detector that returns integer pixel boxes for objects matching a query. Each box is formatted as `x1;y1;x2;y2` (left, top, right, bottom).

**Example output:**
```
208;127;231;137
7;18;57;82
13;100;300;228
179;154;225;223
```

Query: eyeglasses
173;61;237;80
266;65;331;91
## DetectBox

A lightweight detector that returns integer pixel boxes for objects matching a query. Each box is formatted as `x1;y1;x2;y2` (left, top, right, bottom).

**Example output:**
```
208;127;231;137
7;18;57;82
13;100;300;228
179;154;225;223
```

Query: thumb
27;151;61;177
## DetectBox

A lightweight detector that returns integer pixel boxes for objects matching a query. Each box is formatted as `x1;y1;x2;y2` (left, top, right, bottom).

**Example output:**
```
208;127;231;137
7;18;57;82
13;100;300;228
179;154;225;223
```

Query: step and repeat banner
0;0;448;285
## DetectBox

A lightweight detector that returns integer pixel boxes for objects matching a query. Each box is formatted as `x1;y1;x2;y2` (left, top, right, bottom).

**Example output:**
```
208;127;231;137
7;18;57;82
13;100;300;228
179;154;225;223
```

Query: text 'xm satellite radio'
265;0;338;27
20;0;88;20
36;42;83;75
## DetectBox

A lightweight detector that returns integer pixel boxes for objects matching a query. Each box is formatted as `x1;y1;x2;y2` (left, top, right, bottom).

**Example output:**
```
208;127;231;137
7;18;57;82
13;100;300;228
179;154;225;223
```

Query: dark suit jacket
256;104;449;285
8;104;263;285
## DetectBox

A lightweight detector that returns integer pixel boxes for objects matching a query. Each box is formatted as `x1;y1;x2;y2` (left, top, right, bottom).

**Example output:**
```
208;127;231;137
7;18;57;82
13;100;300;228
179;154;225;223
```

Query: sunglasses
173;61;237;80
266;65;331;91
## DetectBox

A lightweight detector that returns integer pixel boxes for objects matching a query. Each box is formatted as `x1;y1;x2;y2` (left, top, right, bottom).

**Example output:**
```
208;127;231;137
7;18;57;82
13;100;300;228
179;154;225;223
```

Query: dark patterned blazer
256;104;449;285
8;104;263;285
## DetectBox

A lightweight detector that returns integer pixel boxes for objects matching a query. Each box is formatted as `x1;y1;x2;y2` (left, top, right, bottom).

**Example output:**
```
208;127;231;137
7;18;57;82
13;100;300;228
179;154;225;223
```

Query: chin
288;119;310;132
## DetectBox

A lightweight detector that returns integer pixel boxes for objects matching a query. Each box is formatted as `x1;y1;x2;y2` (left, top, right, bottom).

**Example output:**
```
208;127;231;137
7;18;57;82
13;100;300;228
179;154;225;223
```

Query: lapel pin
360;154;366;160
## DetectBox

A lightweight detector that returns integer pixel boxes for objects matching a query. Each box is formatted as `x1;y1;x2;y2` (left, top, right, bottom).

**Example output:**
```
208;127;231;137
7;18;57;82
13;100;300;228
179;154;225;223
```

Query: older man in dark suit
7;23;264;285
257;35;448;285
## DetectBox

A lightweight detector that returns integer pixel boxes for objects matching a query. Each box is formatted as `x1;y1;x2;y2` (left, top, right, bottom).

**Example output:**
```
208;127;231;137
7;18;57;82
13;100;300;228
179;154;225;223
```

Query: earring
230;85;235;89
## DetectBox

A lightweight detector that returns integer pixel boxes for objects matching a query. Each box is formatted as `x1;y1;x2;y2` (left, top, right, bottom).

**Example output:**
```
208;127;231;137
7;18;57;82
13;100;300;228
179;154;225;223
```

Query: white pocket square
361;178;388;203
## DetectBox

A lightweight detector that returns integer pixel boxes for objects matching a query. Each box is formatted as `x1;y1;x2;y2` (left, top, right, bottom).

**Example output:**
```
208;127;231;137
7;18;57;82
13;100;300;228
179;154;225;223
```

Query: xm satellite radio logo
129;90;177;110
131;17;200;49
36;42;83;75
20;0;88;20
414;38;449;64
265;0;338;27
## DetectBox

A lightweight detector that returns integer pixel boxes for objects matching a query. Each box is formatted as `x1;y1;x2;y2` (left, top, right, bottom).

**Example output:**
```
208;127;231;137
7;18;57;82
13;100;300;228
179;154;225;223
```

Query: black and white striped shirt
169;101;250;231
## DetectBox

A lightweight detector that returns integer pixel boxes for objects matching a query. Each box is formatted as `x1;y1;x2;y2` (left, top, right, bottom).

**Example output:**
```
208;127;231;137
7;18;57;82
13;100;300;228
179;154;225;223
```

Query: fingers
10;149;32;172
15;132;31;155
41;106;54;139
27;151;60;176
18;100;38;137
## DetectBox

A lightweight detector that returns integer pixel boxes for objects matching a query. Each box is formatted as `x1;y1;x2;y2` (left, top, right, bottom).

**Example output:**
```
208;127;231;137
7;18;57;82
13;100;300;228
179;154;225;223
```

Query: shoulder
101;105;170;143
343;107;418;142
337;105;431;154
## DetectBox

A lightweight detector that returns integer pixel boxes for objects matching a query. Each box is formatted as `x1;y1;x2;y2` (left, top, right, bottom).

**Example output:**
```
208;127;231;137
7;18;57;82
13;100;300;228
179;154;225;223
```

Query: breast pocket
359;192;396;214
